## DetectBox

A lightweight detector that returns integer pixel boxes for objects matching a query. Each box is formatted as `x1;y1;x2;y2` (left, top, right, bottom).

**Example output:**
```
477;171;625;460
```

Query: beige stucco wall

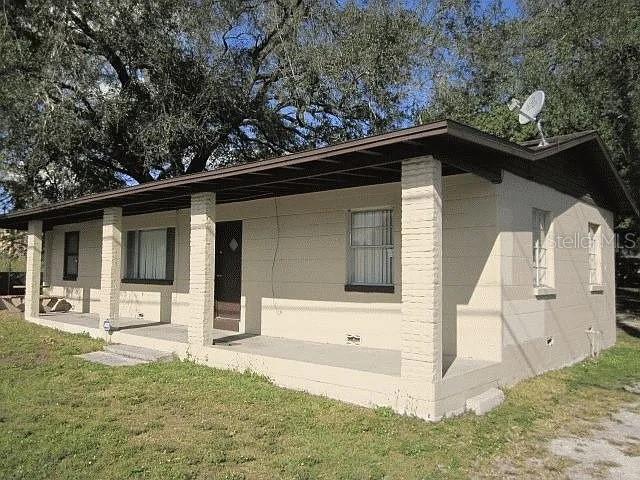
496;171;616;384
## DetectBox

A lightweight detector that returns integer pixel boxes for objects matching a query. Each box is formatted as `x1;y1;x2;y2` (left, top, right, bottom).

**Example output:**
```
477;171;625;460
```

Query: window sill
345;284;394;293
589;284;605;293
122;278;173;285
534;286;557;297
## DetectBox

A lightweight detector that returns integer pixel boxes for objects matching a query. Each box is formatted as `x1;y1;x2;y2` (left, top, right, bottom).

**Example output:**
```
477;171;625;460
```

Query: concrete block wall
119;209;190;323
97;207;122;326
217;183;402;348
187;192;216;346
397;156;442;420
400;156;443;384
46;219;102;313
443;174;502;362
497;171;616;384
41;176;502;356
24;220;43;319
46;210;191;323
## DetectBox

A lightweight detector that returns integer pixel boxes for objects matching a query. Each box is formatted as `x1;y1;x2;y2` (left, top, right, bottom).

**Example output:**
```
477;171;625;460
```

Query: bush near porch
1;312;640;480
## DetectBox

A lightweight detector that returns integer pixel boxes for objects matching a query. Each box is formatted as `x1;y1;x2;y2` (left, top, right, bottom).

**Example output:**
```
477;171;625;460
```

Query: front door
214;221;242;331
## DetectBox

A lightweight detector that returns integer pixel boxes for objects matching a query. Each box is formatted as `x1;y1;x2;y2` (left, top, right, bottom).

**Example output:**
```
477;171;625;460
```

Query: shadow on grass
616;321;640;339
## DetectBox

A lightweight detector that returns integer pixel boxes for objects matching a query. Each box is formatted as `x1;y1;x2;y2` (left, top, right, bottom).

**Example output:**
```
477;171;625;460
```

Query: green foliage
0;0;457;207
0;230;26;271
3;0;637;219
1;313;640;479
423;0;640;213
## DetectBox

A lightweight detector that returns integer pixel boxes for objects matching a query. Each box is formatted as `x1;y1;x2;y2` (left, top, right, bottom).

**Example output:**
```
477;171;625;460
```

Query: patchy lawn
1;312;640;480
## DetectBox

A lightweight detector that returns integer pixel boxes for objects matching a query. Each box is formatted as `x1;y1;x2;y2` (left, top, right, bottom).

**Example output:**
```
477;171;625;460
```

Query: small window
588;223;602;285
124;228;175;283
532;208;552;288
348;209;393;288
63;231;79;281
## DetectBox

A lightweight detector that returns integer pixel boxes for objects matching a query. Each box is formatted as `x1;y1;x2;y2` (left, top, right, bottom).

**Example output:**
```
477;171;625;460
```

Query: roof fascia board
0;121;449;221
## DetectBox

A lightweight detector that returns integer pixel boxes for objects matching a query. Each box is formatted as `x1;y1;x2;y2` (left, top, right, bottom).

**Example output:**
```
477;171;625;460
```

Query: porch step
214;316;240;332
77;351;149;367
104;343;174;362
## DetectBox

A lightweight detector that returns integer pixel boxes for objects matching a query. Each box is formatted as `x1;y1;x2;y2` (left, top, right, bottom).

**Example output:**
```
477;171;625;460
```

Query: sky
0;0;528;209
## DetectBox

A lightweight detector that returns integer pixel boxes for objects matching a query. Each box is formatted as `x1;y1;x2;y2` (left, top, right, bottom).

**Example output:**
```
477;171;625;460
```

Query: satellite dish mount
508;90;549;147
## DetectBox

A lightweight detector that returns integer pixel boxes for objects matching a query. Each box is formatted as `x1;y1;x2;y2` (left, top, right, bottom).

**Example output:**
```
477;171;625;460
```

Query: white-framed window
124;228;175;282
588;223;602;285
348;209;394;287
532;208;552;287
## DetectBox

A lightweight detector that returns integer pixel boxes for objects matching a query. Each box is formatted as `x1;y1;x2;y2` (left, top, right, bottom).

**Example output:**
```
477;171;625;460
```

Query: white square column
188;192;216;346
24;220;43;319
98;207;122;329
399;156;443;419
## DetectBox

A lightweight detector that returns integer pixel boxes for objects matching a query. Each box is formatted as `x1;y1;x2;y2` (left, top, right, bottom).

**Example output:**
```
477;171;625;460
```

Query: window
347;209;393;290
124;228;175;283
63;231;79;281
532;208;551;288
588;223;602;285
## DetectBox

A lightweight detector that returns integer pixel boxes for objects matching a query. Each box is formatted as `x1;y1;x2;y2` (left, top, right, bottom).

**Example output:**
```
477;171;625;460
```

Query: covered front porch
20;151;504;420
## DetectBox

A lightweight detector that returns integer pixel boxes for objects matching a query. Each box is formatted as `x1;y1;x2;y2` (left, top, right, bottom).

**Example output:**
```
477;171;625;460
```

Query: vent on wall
346;334;361;345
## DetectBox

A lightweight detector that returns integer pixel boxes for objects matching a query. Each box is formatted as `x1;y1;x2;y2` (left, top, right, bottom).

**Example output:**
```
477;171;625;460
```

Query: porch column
98;207;122;329
24;220;43;319
188;192;216;346
400;156;443;410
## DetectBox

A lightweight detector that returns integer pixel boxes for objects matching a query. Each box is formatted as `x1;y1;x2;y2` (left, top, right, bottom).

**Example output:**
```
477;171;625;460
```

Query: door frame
214;220;243;330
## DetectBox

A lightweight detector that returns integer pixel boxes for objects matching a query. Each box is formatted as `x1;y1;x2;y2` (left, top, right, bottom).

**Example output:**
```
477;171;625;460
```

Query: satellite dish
518;90;545;125
508;90;550;147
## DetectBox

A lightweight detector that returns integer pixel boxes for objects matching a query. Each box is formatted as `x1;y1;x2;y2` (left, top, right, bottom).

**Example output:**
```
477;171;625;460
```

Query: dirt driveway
547;405;640;479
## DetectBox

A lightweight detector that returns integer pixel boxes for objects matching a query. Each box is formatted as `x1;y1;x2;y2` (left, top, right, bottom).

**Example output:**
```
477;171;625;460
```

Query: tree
423;0;640;213
0;229;26;294
1;0;461;208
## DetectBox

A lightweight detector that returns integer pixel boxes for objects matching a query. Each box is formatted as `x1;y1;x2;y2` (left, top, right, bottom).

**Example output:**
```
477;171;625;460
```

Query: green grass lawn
1;313;640;480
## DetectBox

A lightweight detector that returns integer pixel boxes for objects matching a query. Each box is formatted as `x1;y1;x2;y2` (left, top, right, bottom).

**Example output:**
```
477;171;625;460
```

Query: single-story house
1;120;636;420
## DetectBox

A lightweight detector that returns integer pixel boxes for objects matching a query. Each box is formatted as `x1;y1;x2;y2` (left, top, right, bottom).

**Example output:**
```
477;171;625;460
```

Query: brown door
214;221;242;331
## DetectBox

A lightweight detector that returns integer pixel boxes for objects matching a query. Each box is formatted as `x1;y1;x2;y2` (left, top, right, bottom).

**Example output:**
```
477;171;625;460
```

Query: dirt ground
544;307;640;480
547;404;640;479
483;310;640;480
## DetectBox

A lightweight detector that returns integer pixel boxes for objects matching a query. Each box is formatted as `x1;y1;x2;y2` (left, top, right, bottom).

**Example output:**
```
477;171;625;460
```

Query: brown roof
0;119;636;230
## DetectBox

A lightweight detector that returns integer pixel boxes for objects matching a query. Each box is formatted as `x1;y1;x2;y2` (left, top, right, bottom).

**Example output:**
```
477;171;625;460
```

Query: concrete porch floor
31;311;501;418
38;311;401;376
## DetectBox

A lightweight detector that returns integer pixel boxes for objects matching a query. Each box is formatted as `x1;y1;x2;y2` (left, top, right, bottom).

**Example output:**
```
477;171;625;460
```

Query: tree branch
68;11;131;88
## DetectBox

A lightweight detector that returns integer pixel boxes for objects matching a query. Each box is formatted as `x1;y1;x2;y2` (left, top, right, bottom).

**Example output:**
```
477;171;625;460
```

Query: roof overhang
0;119;636;230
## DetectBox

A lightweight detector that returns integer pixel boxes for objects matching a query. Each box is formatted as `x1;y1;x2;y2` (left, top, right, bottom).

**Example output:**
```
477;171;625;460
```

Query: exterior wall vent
346;334;361;345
